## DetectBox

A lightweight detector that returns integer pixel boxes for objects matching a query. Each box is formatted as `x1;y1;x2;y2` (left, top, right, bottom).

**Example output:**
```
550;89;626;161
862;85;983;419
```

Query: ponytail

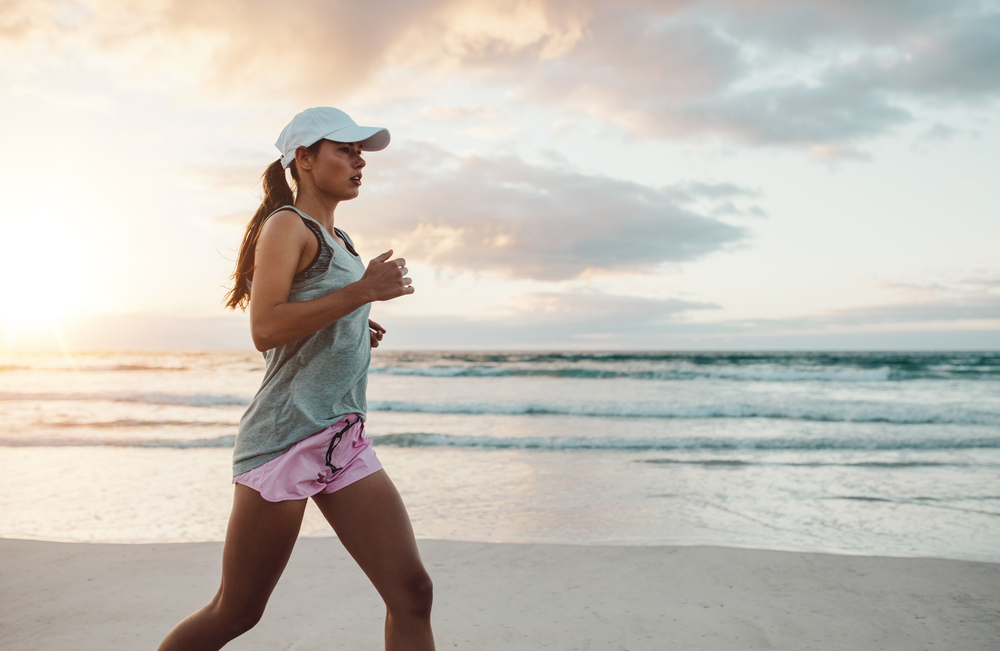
224;140;325;310
223;159;296;310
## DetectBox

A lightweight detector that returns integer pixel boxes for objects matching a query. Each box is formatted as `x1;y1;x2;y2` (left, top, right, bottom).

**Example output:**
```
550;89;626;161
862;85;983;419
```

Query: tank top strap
268;205;357;257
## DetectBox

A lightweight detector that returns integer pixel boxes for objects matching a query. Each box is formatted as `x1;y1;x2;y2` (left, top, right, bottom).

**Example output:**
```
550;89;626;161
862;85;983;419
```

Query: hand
369;319;386;348
362;249;414;302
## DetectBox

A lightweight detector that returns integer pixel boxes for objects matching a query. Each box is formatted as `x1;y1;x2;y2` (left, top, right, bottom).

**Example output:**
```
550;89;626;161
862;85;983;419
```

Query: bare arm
248;212;412;351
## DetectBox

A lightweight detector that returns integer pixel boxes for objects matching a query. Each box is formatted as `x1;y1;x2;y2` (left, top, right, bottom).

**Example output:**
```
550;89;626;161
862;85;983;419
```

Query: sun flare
0;205;97;348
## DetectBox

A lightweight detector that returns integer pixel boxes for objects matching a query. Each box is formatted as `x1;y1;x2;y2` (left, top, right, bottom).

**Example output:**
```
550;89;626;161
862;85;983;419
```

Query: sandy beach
2;537;997;650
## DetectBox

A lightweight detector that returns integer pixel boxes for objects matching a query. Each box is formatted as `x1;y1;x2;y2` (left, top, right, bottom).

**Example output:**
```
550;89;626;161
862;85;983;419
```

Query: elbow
250;307;279;352
250;324;276;352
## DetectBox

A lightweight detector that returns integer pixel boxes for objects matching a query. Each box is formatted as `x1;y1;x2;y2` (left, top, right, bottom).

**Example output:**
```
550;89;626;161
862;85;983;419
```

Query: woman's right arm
248;211;412;352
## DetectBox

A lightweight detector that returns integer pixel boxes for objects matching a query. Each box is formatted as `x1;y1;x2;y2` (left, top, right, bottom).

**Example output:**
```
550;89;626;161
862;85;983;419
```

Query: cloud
834;273;1000;323
510;2;1000;147
851;12;1000;97
687;273;1000;338
442;270;1000;348
420;104;506;121
445;1;1000;147
352;146;750;280
177;163;264;191
919;123;960;142
6;0;997;150
154;0;425;100
509;291;718;324
364;297;1000;350
1;0;430;101
0;0;56;41
831;299;1000;324
381;290;720;348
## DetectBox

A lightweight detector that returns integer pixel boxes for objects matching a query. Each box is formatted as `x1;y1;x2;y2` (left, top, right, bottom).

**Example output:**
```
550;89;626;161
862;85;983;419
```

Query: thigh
311;470;428;603
217;484;307;613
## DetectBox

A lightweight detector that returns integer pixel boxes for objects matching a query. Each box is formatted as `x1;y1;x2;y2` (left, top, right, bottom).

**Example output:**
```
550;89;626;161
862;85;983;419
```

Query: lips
351;174;362;186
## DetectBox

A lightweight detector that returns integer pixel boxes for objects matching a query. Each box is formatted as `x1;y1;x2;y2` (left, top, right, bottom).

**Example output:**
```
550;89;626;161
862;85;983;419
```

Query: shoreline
3;537;998;650
4;531;1000;565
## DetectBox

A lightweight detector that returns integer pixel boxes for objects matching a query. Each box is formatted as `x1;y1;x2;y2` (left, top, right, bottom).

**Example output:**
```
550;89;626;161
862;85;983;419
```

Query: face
299;140;366;201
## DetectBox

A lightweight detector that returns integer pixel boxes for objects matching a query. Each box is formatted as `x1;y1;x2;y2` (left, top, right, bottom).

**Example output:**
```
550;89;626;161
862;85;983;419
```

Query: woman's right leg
157;484;306;651
312;470;435;651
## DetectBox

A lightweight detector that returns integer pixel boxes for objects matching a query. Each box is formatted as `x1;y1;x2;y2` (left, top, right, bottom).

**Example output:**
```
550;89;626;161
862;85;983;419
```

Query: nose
355;154;366;169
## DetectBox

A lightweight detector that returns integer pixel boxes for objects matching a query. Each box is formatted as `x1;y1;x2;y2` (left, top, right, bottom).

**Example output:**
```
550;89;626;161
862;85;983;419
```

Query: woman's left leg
312;469;435;651
157;485;306;650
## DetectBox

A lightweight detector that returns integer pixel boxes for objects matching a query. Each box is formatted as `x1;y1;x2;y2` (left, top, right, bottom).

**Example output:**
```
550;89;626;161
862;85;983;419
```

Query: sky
0;0;997;351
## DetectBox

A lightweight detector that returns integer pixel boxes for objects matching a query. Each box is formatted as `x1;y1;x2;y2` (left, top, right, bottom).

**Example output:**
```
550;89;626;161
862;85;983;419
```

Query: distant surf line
2;391;997;426
10;432;992;452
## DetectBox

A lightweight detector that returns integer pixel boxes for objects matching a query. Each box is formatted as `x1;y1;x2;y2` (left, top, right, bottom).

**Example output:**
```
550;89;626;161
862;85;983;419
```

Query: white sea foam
369;433;1000;451
3;432;996;453
367;400;1000;426
368;365;897;382
4;391;991;425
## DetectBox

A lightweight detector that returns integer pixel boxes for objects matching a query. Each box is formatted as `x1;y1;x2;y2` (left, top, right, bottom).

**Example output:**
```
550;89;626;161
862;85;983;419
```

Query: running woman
158;107;434;651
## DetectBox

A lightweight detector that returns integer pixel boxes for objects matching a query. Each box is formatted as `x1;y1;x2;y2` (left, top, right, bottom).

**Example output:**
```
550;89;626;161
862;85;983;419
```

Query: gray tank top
233;205;371;476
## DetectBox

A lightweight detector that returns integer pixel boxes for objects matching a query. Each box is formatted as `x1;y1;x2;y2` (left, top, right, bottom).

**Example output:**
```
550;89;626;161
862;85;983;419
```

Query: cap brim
322;125;391;151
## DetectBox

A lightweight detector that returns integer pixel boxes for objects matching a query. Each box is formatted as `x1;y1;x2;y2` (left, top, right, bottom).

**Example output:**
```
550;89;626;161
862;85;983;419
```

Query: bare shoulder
257;209;310;248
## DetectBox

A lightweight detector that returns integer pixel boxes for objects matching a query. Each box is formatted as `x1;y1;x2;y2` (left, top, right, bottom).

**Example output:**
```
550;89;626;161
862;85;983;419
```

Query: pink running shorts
232;414;382;502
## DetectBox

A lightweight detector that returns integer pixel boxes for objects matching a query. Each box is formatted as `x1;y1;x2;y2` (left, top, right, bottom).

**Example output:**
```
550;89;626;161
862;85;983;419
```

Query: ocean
1;350;998;562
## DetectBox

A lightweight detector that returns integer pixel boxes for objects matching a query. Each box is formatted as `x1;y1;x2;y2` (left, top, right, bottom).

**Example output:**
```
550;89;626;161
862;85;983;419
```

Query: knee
212;599;266;639
229;606;265;638
394;570;434;621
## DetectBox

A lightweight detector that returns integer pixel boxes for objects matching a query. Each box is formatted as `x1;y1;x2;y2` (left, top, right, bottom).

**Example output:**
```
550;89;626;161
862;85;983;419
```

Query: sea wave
369;366;898;382
368;400;1000;426
2;391;994;426
45;419;236;428
643;459;971;468
368;351;1000;382
0;363;189;373
0;392;249;407
6;351;1000;382
0;435;237;448
3;432;996;452
95;364;189;372
369;433;1000;451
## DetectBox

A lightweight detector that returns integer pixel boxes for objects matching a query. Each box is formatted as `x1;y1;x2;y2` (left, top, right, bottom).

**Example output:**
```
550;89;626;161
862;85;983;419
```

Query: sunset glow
0;0;997;350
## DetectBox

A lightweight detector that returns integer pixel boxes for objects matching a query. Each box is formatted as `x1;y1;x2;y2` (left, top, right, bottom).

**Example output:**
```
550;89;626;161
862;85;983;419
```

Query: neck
293;192;340;233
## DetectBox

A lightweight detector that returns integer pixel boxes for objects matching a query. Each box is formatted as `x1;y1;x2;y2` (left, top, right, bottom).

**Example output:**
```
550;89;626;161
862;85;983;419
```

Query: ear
294;145;315;170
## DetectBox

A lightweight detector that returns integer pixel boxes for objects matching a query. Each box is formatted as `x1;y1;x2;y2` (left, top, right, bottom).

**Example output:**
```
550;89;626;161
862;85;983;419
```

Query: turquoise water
1;350;998;561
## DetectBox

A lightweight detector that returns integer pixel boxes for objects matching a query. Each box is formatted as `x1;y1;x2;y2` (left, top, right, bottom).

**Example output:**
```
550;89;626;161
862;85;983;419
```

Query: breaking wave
369;432;1000;451
368;400;1000;426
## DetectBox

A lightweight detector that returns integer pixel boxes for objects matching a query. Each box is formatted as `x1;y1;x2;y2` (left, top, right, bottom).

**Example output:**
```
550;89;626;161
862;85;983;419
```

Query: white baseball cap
275;107;391;169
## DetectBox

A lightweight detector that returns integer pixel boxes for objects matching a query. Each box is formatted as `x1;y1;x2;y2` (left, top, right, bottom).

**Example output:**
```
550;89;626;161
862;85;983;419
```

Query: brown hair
224;141;323;310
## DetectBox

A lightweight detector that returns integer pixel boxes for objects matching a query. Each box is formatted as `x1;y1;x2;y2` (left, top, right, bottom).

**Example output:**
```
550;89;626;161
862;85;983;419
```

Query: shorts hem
234;458;384;503
231;415;382;502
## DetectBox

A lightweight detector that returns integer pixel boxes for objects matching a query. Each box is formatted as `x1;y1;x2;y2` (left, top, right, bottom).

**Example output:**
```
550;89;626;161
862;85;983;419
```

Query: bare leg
312;469;435;651
157;484;306;651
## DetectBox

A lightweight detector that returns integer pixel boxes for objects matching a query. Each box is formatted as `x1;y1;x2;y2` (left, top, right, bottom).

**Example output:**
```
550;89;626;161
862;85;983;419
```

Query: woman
158;107;435;651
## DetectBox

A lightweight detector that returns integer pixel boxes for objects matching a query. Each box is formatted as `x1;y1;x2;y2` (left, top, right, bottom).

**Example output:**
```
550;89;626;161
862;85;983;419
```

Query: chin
327;189;360;202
